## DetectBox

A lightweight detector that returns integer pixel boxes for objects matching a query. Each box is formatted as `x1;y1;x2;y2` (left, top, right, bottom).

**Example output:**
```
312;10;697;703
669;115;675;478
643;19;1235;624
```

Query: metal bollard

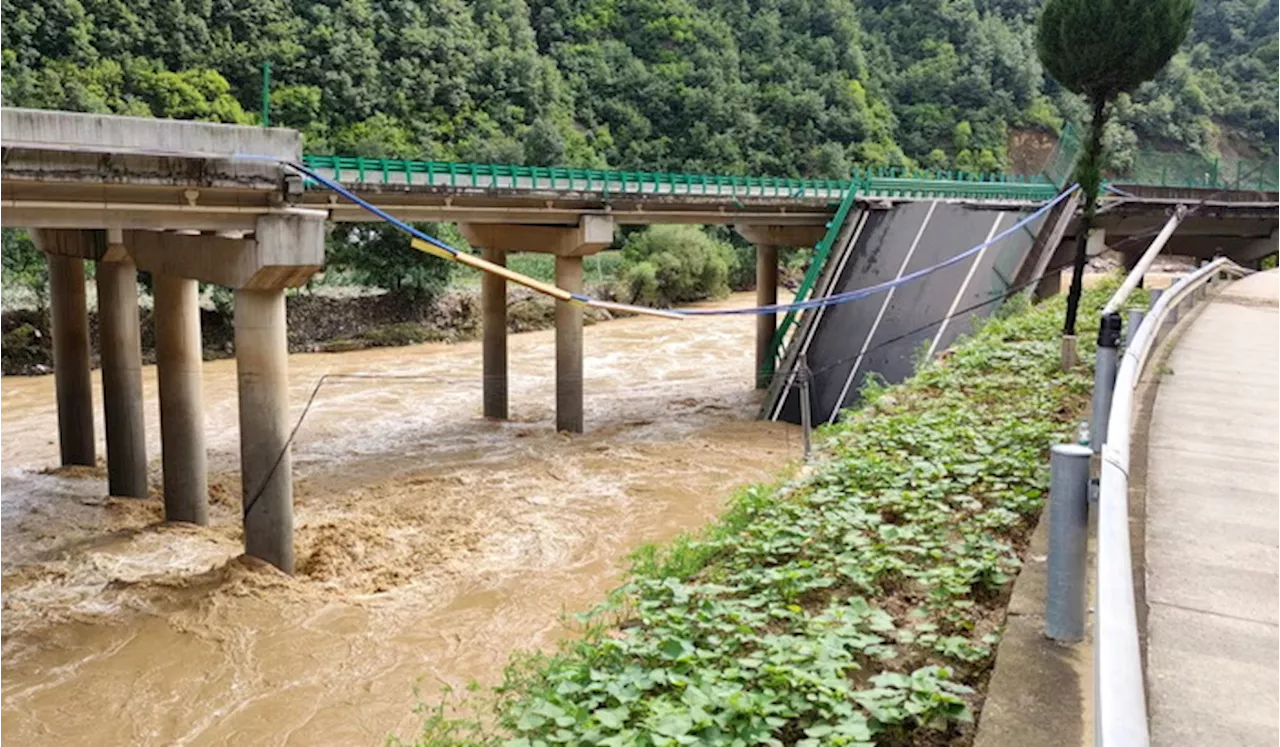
1126;308;1144;347
1090;313;1122;453
1046;443;1091;641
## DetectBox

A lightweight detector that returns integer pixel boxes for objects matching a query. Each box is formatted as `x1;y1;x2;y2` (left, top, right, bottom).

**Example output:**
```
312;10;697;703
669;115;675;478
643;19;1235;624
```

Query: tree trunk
1063;95;1109;336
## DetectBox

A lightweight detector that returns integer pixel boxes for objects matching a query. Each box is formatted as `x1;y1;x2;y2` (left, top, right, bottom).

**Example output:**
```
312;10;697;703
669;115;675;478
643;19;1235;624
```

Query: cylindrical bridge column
235;288;293;573
47;251;96;466
97;257;148;497
555;255;585;433
755;244;779;389
481;247;508;419
154;274;209;524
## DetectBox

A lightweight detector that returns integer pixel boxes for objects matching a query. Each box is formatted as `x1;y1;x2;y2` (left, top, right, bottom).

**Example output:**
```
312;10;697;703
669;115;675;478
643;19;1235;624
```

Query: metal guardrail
1091;257;1249;747
300;155;1059;202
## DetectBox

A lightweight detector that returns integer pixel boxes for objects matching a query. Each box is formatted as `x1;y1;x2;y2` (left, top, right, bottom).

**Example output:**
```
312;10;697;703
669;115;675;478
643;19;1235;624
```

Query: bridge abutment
153;273;210;525
96;235;148;498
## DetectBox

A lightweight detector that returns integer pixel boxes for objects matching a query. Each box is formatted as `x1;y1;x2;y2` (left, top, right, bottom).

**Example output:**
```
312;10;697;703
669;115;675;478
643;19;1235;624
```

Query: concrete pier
45;250;95;466
755;244;779;389
460;217;615;433
153;274;209;525
733;225;825;390
555;255;585;433
235;288;293;573
481;247;508;419
96;254;148;497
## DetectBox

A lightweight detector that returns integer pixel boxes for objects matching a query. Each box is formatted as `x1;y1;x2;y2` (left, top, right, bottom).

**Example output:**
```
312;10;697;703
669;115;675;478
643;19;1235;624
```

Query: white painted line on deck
827;200;939;423
926;213;1006;360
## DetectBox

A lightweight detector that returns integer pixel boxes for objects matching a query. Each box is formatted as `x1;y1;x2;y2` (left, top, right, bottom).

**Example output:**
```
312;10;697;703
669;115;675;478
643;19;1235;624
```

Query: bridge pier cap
125;210;326;289
458;216;615;256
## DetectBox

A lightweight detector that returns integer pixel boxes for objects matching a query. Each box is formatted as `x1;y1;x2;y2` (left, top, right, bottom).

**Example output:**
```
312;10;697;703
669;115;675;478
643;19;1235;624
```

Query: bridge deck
1145;269;1279;745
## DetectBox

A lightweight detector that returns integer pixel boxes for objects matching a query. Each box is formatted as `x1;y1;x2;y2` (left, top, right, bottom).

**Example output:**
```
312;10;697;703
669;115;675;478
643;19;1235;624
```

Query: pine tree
1036;0;1194;340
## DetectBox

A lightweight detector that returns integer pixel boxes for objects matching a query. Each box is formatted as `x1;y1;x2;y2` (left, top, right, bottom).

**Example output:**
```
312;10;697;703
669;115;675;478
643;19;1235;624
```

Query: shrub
2;229;48;310
616;225;736;307
327;223;457;302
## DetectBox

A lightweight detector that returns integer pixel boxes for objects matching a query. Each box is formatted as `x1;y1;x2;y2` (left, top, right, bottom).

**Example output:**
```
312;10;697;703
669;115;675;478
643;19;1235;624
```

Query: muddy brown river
1;292;799;746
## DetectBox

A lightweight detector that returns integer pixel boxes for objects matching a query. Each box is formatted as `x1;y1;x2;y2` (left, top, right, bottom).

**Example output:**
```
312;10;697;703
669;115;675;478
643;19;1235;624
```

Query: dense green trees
4;0;1273;175
2;0;1273;308
1;229;47;309
327;222;459;300
616;225;736;307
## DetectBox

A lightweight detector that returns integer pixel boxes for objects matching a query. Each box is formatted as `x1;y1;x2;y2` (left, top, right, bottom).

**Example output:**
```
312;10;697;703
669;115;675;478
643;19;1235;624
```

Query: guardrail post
1046;443;1091;641
798;358;813;460
1090;313;1123;453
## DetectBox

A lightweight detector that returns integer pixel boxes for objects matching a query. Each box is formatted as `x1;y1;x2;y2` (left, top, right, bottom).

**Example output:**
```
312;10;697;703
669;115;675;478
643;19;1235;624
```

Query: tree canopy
1036;0;1193;337
3;0;1274;175
1037;0;1195;103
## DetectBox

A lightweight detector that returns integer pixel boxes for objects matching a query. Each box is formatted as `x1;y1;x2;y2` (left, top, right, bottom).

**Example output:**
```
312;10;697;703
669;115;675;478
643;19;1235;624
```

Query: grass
400;279;1136;747
317;322;448;352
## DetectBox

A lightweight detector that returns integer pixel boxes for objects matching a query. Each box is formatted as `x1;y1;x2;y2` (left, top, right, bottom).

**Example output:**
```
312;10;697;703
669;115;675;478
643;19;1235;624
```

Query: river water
0;292;798;746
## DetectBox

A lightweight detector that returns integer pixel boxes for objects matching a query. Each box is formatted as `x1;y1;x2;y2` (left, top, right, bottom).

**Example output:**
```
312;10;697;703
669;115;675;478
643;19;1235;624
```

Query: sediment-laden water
1;293;798;746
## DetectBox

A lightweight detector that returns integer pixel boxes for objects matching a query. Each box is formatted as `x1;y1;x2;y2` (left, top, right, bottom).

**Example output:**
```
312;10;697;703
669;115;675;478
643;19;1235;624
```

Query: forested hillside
3;0;1276;176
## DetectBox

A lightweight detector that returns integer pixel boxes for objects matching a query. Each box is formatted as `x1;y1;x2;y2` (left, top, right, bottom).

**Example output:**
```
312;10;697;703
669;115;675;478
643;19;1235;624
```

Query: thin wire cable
241;372;480;520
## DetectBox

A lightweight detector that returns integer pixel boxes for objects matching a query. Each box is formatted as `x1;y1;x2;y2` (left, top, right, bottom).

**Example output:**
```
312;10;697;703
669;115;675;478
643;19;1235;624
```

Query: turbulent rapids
0;293;798;746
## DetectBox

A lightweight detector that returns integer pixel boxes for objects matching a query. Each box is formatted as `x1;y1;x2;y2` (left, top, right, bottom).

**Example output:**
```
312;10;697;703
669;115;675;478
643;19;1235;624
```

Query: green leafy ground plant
406;280;1136;747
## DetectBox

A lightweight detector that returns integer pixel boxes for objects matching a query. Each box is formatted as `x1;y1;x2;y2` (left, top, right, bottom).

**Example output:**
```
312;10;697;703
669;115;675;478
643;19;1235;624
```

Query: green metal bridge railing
759;172;865;384
300;155;1059;203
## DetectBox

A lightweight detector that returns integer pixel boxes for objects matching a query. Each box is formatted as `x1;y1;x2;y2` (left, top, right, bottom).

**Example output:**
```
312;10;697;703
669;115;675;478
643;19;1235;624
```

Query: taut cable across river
1;293;798;746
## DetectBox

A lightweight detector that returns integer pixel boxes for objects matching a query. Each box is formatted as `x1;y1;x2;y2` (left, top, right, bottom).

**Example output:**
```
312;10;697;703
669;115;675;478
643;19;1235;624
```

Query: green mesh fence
1042;121;1277;192
1116;150;1278;191
1041;122;1084;188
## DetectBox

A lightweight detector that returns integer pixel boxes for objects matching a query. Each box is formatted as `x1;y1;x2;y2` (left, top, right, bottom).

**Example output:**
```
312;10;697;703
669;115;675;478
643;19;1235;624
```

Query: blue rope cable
277;156;1076;319
286;160;459;256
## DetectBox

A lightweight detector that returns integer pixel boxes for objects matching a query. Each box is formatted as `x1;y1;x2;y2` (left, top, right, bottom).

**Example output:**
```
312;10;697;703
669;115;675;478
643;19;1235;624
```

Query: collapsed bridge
2;106;1275;572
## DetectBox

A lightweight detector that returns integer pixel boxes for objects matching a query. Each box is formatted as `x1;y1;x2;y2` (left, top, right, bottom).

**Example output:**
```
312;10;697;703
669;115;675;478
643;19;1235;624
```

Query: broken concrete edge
1;107;301;161
974;291;1216;747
